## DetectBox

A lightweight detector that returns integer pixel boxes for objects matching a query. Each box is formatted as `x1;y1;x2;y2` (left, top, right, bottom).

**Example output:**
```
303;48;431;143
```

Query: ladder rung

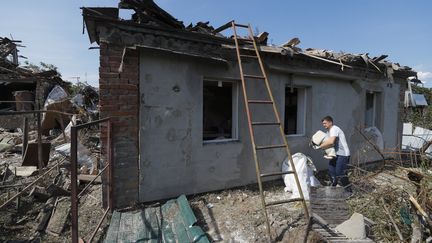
235;23;249;28
251;122;280;126
260;171;294;177
248;100;273;104
240;54;258;59
256;144;286;150
265;198;304;207
244;74;265;79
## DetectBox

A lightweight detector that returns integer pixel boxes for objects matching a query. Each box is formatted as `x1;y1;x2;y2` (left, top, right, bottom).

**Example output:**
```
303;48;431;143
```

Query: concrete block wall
397;80;408;145
99;41;140;208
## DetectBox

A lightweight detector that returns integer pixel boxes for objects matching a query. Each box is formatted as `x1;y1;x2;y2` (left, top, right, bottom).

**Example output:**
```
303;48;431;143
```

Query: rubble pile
0;131;105;241
0;80;104;242
345;135;432;242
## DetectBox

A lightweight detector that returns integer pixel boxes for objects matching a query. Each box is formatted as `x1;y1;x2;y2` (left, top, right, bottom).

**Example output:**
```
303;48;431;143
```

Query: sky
1;1;432;87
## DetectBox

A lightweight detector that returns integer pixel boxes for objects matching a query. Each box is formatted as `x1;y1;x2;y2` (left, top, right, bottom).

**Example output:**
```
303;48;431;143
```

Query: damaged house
0;37;68;130
82;1;416;208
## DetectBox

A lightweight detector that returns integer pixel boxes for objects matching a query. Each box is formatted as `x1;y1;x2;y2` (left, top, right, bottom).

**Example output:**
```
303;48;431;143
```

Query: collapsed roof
82;0;417;82
0;37;64;83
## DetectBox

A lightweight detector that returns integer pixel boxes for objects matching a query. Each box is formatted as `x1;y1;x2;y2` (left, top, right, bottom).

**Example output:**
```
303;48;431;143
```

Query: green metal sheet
161;200;176;243
161;216;176;243
134;211;148;242
105;195;209;243
117;211;136;242
146;207;160;239
172;214;190;243
189;226;210;243
177;195;197;227
104;211;122;243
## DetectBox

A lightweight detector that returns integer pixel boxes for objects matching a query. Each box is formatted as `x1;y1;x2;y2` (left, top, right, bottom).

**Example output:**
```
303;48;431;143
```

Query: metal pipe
68;118;112;242
78;163;109;199
0;100;35;104
70;126;79;243
74;117;110;129
87;207;110;243
0;110;77;116
0;157;66;210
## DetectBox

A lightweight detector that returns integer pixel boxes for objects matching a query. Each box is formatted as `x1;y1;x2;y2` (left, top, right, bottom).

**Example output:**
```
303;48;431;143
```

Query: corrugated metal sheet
104;195;209;243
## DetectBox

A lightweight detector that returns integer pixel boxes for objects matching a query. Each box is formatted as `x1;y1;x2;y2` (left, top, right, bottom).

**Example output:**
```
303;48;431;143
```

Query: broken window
284;87;306;135
365;92;382;128
203;80;238;141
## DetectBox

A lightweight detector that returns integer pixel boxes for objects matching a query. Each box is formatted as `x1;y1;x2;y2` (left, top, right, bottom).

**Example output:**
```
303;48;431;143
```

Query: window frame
202;77;239;144
365;91;382;128
284;86;307;137
365;92;376;127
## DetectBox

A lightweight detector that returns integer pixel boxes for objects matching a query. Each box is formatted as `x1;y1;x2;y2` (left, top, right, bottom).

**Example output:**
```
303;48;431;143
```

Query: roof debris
83;0;417;82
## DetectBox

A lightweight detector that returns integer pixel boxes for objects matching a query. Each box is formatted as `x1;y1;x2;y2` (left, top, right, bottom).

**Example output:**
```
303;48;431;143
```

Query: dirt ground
189;180;311;243
2;148;430;243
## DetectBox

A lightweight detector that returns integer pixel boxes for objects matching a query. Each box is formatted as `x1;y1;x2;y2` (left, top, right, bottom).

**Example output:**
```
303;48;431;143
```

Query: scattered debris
46;197;71;236
335;212;367;240
14;166;38;177
22;142;51;167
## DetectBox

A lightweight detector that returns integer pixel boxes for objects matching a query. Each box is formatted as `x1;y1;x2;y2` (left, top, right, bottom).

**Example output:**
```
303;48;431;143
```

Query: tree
404;85;432;129
23;61;60;75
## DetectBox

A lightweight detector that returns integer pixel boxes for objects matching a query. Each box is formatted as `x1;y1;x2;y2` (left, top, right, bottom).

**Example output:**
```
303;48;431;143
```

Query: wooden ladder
231;21;310;241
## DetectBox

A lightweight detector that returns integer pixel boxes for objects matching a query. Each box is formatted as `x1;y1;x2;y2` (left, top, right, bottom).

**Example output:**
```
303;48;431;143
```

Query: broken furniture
22;142;51;167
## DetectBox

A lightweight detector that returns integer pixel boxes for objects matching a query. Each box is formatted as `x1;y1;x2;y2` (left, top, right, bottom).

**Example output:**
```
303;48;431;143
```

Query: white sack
282;153;321;200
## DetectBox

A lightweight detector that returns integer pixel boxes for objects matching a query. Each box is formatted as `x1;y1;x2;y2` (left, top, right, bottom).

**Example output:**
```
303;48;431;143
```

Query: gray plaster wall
138;49;400;202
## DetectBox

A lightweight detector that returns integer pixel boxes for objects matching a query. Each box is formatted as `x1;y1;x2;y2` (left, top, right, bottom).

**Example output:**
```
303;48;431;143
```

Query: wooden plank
212;20;233;34
33;197;56;232
104;211;122;243
14;166;37;177
46;197;70;236
78;174;102;183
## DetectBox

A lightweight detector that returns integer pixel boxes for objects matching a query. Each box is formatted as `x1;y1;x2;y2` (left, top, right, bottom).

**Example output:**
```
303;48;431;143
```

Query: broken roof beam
213;20;234;34
300;52;353;69
81;7;119;19
119;0;184;29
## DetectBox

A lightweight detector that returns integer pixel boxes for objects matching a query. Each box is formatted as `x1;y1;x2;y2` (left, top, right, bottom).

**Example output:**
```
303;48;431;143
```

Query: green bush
404;85;432;129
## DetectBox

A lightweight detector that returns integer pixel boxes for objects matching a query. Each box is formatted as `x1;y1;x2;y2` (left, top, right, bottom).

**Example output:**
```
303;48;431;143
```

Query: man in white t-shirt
318;116;352;192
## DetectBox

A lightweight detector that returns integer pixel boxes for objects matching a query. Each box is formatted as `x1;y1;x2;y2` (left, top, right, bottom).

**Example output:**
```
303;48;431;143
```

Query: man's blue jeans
328;155;351;190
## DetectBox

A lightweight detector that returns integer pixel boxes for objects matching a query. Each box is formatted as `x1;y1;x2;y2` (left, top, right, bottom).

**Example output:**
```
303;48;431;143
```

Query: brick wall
99;42;140;208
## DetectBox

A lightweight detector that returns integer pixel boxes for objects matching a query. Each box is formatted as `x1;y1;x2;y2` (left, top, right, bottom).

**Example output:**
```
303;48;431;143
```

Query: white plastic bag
281;153;321;200
55;142;95;173
63;115;77;140
44;85;68;108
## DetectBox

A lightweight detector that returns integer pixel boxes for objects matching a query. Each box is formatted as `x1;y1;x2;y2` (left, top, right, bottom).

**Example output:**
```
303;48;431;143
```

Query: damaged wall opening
284;87;306;136
365;91;382;128
203;79;238;142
